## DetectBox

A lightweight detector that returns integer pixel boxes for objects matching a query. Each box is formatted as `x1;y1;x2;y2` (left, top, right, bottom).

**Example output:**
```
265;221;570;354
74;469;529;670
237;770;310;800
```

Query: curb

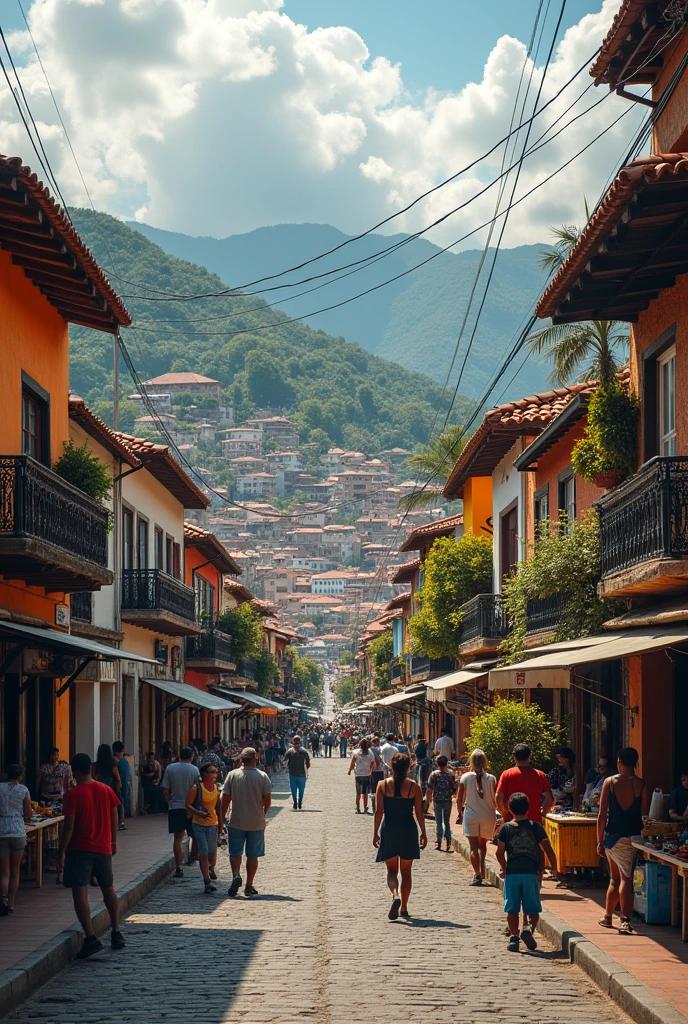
0;842;184;1021
451;834;687;1024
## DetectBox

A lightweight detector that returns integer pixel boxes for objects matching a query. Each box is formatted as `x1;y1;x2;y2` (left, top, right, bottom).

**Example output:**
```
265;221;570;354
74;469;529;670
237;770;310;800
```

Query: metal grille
70;591;93;623
596;456;688;577
459;594;509;643
410;654;454;676
526;593;566;634
121;568;196;621
185;629;233;663
0;455;109;566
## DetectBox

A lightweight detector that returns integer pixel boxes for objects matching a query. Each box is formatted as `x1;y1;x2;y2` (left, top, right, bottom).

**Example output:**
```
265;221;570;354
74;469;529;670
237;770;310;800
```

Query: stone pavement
5;760;631;1024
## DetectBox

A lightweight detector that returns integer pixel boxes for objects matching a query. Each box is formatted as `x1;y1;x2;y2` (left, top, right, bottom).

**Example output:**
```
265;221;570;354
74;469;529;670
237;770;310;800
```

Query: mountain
127;220;552;399
68;209;473;453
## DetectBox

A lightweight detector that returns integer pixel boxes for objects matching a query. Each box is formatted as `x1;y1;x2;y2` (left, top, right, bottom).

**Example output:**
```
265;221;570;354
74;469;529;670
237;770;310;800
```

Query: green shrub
216;603;262;662
463;697;558;777
53;439;112;502
571;382;638;483
254;653;279;696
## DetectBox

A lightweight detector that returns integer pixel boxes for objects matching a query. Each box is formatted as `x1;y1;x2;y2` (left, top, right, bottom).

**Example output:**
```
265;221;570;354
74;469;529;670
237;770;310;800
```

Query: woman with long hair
93;743;121;798
373;753;427;919
457;749;497;885
348;738;376;814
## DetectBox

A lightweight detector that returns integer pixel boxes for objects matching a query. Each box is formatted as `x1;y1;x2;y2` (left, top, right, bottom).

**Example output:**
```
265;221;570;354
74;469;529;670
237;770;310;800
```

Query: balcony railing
391;661;403;680
526;593;566;634
70;591;93;623
121;569;195;621
185;629;234;665
459;594;509;644
232;656;256;681
410;654;454;677
0;454;109;567
596;456;688;577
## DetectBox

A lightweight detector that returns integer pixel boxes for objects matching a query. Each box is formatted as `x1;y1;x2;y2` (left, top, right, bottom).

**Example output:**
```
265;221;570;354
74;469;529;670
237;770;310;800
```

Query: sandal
598;915;613;928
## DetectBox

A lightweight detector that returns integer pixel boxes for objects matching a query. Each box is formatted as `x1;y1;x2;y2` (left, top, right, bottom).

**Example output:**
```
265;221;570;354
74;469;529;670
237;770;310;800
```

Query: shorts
63;850;113;889
463;817;495;839
371;771;384;788
227;827;265;859
0;836;26;858
355;776;372;795
191;822;218;859
503;873;542;915
168;808;194;836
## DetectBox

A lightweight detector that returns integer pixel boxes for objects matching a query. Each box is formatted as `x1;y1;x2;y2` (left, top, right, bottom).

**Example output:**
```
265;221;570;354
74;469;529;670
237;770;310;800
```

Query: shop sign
24;648;52;674
516;671;526;687
55;603;70;628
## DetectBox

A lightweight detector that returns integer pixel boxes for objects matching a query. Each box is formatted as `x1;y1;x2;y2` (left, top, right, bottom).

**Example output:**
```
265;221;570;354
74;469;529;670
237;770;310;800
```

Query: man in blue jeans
285;735;310;810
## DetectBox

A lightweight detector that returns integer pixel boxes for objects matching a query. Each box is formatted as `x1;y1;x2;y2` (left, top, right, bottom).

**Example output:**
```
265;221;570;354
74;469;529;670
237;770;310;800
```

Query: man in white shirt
434;728;455;761
380;734;398;776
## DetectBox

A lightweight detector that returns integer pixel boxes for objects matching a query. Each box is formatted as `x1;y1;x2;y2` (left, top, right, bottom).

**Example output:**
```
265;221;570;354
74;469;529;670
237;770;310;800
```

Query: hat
240;747;257;760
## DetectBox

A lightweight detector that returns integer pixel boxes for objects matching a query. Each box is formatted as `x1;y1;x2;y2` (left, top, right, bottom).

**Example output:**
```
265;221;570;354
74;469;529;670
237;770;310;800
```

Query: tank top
606;777;645;838
191;782;219;826
382;779;415;825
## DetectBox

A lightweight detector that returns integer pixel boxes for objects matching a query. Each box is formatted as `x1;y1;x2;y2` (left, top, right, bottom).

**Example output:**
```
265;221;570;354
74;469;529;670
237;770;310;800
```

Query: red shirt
496;766;552;823
63;780;120;854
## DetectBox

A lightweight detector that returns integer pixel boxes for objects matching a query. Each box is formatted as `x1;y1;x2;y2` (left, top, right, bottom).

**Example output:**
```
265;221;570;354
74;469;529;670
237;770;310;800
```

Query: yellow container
545;815;600;872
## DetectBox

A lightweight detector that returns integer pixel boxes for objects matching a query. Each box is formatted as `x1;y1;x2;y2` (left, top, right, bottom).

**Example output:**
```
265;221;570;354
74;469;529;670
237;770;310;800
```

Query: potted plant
571;382;638;490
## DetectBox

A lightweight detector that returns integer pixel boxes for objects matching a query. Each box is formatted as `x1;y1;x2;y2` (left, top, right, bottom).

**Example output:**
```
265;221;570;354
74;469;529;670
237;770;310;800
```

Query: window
155;527;164;569
500;503;519;581
194;575;215;622
21;373;50;465
558;470;576;528
173;542;181;580
659;346;676;456
137;517;149;569
122;508;134;570
165;535;174;575
534;485;549;537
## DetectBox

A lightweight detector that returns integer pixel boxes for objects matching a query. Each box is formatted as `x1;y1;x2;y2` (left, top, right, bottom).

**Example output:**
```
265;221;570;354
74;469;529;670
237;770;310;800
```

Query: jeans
340;739;348;757
289;775;306;805
192;822;218;859
434;800;452;843
324;744;333;758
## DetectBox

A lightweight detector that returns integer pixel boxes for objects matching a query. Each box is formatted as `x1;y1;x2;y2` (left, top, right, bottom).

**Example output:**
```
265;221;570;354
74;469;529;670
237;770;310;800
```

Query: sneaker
75;935;104;960
298;802;302;809
227;874;242;898
204;881;216;894
0;898;8;917
520;926;537;951
470;876;483;886
356;807;361;814
118;823;126;832
445;840;453;852
174;867;184;878
244;885;259;898
400;909;410;919
507;935;520;953
293;801;298;810
388;896;401;921
111;930;125;950
209;867;217;881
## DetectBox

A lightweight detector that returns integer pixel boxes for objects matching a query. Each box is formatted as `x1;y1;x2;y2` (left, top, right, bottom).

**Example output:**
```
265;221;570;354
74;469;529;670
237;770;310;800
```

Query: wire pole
113;332;120;430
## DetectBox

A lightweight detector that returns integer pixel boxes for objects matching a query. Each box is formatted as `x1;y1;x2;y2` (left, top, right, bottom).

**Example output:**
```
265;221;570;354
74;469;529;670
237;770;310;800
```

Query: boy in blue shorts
496;791;559;952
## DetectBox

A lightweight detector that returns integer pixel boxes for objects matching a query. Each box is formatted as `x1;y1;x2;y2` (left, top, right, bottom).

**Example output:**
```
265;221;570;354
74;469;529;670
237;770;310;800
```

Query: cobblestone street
6;759;631;1024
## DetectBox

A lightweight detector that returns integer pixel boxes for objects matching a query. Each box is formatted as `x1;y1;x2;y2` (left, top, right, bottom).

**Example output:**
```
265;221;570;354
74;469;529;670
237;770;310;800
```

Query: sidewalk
0;813;180;1018
452;833;688;1024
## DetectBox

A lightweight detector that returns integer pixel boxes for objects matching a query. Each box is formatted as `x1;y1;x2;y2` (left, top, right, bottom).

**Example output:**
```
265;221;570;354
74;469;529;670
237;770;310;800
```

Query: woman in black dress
373;753;427;919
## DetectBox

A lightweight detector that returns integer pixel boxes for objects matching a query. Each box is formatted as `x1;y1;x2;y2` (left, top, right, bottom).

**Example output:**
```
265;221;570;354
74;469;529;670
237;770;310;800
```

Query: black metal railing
596;456;688;577
459;594;509;643
121;569;195;621
70;591;93;623
0;454;109;567
232;656;256;681
410;654;454;677
391;661;403;680
526;593;566;633
186;629;233;664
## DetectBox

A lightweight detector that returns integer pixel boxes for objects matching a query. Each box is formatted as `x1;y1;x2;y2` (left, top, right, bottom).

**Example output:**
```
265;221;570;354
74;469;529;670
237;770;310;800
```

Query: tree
336;677;355;706
400;423;468;511
215;603;262;662
463;698;558;777
245;350;294;407
409;535;493;659
368;631;394;691
254;653;279;696
286;646;324;699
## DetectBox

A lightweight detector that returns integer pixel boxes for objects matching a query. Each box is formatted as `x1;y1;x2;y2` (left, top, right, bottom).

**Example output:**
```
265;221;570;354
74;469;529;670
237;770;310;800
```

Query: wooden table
545;813;600;872
632;839;688;941
25;816;64;887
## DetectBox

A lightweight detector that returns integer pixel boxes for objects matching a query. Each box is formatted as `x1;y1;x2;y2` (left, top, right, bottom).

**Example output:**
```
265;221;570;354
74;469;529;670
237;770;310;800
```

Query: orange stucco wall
652;31;688;154
627;652;673;793
463;477;492;536
184;547;224;618
534;418;605;520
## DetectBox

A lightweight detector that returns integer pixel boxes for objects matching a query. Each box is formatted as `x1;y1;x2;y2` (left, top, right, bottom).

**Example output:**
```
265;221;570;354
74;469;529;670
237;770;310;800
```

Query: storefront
140;677;240;754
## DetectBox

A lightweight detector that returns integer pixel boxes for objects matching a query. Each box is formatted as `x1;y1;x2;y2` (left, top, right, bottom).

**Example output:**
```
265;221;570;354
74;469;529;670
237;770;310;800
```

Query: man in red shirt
58;753;125;959
496;744;553;825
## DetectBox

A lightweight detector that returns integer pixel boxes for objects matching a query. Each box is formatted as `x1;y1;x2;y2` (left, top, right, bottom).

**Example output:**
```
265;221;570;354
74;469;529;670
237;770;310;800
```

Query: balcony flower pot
593;469;627;490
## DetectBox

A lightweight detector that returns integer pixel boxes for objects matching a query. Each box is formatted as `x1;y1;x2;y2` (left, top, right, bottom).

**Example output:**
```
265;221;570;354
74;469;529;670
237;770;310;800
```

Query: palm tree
399;423;467;512
529;217;629;387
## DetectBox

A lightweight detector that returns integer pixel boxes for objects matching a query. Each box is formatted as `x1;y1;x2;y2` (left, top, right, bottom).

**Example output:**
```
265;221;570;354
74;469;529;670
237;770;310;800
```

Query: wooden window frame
558;468;576;527
21;371;50;466
658;344;677;457
136;515;149;570
154;526;164;569
642;323;676;462
122;506;135;571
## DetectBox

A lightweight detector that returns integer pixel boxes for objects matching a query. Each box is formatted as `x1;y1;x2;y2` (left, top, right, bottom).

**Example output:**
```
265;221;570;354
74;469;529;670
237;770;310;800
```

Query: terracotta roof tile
183;522;242;576
69;395;140;467
113;431;210;509
390;559;421;585
590;0;680;86
142;372;221;386
400;513;464;553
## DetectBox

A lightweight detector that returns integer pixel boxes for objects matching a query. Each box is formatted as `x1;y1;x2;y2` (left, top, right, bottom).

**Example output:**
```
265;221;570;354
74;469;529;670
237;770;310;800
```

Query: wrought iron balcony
185;629;235;672
596;456;688;596
121;569;199;636
70;591;93;623
0;454;112;591
459;594;509;650
410;654;454;680
391;660;403;680
231;656;256;682
526;593;566;634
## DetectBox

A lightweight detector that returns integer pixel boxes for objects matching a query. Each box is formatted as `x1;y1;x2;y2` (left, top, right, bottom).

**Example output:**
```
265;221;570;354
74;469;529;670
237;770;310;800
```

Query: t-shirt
353;751;376;776
0;781;29;838
670;785;688;817
497;819;547;874
434;735;455;760
427;769;457;803
222;768;272;831
496;765;552;824
380;742;397;768
63;781;119;854
370;745;383;771
285;747;310;777
415;742;429;759
162;762;200;810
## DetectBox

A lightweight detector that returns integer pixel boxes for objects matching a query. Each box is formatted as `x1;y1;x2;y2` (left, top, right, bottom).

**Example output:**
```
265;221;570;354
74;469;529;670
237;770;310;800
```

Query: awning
425;666;492;703
0;620;152;663
306;711;320;719
488;626;688;690
142;678;240;711
213;688;288;712
372;688;426;708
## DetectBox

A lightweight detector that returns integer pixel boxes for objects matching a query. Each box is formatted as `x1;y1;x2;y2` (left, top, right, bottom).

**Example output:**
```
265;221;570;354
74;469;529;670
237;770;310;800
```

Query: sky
0;0;649;246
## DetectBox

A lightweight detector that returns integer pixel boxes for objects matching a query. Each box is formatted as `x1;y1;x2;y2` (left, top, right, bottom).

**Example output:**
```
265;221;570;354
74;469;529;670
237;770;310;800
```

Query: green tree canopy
368;631;394;691
216;603;263;662
463;698;558;777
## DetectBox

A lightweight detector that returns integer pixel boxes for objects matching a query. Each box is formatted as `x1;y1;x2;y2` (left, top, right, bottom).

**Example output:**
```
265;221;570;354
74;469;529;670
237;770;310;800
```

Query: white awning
425;667;491;703
213;688;288;712
0;620;152;662
142;678;240;711
372;688;426;708
488;626;688;690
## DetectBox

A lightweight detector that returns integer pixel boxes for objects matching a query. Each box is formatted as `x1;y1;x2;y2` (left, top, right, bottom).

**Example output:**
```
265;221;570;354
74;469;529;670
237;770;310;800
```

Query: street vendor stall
544;812;600;873
632;818;688;939
24;814;64;887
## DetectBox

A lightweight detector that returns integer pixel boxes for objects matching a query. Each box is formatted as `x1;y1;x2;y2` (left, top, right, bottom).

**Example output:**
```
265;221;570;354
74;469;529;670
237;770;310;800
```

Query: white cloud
1;0;645;245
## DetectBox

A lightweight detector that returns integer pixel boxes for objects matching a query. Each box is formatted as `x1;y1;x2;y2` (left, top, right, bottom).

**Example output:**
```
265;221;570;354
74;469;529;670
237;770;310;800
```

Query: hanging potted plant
571;381;639;490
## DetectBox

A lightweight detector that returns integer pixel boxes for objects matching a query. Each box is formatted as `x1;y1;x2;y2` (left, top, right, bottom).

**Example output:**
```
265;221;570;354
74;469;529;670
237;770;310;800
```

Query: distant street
7;761;629;1024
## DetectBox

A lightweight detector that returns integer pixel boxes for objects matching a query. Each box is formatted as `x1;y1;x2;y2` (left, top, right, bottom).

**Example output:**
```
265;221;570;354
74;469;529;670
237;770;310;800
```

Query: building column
627;653;673;793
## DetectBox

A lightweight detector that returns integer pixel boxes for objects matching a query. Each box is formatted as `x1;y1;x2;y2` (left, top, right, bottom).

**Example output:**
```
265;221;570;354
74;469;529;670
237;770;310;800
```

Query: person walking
310;729;321;759
339;729;349;758
426;755;458;852
185;763;222;895
57;753;124;959
380;734;398;776
94;744;122;799
221;747;272;899
112;742;130;828
323;726;334;758
456;748;497;883
596;747;650;933
349;738;377;814
162;746;200;876
496;744;553;825
370;735;385;812
373;753;427;919
434;727;455;761
140;752;163;813
0;764;31;916
285;735;310;810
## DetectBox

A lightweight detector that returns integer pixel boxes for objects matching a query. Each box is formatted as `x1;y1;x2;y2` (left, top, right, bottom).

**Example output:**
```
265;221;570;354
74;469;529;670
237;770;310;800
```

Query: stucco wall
492;441;526;591
652;31;688;154
121;466;186;567
533;417;604;521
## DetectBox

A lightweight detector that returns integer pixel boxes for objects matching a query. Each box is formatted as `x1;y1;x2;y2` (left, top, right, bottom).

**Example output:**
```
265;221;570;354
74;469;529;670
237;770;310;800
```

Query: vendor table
25;816;64;887
632;838;688;941
545;813;600;873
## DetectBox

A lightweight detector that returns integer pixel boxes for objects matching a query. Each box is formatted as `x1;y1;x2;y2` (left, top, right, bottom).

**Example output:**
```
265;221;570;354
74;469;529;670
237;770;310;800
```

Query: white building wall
491;440;527;593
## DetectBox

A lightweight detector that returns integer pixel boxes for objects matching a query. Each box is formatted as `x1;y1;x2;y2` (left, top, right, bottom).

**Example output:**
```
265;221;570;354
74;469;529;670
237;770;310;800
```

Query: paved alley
5;759;631;1024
